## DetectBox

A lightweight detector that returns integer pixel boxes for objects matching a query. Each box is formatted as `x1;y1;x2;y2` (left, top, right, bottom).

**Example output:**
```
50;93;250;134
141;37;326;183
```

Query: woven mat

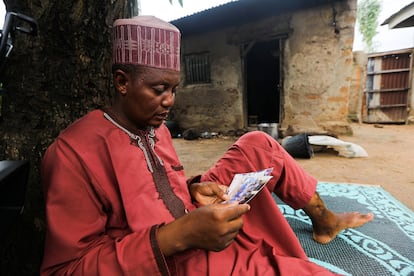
274;182;414;276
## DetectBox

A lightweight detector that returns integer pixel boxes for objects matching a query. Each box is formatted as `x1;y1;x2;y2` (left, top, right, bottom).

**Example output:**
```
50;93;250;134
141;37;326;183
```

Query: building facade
171;0;357;135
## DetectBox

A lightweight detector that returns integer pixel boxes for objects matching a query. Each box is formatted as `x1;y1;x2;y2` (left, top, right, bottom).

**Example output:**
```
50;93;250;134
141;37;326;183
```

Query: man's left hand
189;182;229;206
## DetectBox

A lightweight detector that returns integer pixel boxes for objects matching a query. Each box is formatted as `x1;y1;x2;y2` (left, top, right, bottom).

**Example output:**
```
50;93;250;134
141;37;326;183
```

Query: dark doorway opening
245;39;282;126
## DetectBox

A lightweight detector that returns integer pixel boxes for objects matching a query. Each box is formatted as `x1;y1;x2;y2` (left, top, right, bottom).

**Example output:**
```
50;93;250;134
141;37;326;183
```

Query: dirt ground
173;123;414;211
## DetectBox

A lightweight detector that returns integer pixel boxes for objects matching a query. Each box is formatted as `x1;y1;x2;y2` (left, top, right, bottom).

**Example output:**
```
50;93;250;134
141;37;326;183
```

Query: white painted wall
353;0;414;52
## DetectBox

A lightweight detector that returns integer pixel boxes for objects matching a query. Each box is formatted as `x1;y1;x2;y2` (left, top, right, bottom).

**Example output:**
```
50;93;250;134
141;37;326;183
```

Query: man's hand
189;182;229;205
157;202;250;255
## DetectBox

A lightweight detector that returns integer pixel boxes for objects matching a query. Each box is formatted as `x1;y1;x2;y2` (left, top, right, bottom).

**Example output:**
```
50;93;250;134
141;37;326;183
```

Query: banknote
226;168;273;204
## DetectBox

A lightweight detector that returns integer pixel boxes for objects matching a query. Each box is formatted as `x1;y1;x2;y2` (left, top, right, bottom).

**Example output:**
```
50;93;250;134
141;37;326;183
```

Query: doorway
244;39;283;126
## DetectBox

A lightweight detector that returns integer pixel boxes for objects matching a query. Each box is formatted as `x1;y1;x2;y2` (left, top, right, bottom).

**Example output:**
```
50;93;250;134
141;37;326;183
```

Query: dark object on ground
164;120;181;138
281;133;314;159
183;128;200;140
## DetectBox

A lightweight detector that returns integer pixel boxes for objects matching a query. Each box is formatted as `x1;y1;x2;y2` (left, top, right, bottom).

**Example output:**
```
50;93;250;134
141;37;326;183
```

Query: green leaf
357;0;381;52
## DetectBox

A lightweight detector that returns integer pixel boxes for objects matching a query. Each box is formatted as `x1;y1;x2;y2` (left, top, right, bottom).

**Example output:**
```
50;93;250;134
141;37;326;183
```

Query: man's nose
162;91;175;107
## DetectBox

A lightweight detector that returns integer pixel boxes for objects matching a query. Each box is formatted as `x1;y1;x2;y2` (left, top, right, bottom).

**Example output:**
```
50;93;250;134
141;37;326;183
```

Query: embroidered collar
103;110;161;172
102;109;186;218
102;107;155;138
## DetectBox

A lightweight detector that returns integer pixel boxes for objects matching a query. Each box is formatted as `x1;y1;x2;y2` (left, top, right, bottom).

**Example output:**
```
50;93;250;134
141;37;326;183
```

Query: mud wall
176;0;357;135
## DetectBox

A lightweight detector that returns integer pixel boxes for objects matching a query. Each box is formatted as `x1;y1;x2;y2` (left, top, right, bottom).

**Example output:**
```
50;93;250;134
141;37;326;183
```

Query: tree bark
0;1;137;274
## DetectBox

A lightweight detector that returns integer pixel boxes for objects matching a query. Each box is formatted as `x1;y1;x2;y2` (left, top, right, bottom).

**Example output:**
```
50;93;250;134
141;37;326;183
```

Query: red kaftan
41;109;335;275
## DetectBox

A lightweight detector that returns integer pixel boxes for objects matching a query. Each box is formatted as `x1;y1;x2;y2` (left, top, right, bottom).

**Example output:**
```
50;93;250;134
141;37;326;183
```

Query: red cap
113;16;180;71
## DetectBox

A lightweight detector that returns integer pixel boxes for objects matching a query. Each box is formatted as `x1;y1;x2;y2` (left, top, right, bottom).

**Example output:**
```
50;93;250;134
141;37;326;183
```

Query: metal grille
184;53;211;84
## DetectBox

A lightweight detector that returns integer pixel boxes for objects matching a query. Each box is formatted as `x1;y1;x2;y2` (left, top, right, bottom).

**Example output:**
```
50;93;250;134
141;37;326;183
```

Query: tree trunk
0;1;137;274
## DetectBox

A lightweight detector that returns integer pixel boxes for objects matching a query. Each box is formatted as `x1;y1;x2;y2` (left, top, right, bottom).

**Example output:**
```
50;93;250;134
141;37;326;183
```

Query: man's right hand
157;202;250;256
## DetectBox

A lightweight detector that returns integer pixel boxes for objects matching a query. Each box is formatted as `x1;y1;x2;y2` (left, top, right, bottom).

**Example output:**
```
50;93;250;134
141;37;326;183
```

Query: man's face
115;66;180;129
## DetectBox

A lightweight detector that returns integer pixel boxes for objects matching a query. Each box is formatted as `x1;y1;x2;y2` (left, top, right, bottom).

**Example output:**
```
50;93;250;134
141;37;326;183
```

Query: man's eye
153;86;166;93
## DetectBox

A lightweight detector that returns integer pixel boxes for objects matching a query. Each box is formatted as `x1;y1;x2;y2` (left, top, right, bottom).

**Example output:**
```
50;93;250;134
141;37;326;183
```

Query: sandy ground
173;123;414;211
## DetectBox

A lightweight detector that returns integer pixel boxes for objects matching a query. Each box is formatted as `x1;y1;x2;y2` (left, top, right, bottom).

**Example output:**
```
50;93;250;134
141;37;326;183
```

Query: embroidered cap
112;16;180;71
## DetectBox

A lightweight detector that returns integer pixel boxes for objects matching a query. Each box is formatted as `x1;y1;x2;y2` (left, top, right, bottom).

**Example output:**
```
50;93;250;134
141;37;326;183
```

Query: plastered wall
175;0;357;135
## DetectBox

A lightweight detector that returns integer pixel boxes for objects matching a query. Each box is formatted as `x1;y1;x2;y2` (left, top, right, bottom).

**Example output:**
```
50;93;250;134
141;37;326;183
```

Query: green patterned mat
274;182;414;276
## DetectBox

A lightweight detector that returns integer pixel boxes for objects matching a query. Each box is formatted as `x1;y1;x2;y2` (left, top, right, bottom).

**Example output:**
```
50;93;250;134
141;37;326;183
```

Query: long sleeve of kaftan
41;139;169;276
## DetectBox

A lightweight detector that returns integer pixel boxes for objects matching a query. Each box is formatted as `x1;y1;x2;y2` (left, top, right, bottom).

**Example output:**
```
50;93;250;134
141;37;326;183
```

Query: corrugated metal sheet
381;72;409;89
381;53;411;70
363;50;412;123
172;0;348;36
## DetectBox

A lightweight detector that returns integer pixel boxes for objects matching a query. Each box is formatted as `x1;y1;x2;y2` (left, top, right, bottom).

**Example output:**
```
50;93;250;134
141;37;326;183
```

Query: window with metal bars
184;52;211;84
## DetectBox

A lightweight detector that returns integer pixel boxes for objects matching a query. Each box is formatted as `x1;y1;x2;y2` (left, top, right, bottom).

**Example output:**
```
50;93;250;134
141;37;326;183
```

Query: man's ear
113;70;129;95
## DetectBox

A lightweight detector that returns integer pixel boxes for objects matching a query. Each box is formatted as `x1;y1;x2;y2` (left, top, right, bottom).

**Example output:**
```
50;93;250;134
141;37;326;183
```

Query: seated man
40;15;373;275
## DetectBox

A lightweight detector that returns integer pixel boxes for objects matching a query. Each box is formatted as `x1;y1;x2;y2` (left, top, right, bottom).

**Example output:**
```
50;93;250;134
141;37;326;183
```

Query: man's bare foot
312;211;374;244
303;192;374;244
